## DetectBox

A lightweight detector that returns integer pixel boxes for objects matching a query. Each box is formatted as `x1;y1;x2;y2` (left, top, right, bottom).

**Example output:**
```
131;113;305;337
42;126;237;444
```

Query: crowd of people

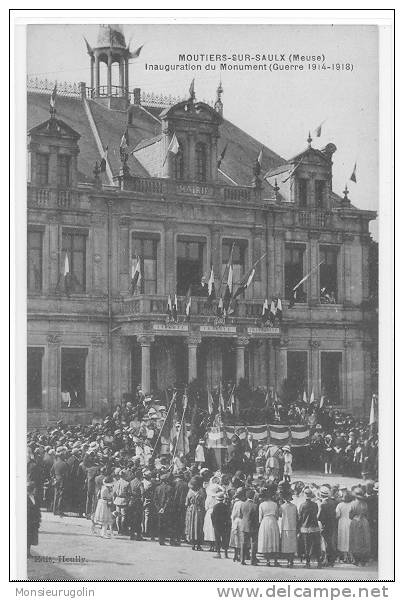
26;389;379;568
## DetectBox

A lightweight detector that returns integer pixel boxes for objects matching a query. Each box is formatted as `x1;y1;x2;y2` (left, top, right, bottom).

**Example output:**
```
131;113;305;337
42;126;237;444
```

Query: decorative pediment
28;118;81;141
160;100;222;125
289;146;331;166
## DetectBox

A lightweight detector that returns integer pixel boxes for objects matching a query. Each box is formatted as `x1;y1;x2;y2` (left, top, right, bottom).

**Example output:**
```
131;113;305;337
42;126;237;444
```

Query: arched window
174;142;184;181
195;142;207;182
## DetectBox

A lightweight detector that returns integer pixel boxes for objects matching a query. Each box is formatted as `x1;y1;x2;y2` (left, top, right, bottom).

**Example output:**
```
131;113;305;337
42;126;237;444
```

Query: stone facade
26;27;377;428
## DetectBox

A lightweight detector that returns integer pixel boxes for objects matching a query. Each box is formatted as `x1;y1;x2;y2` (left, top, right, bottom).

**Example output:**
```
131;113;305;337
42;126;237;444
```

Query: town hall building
26;24;377;427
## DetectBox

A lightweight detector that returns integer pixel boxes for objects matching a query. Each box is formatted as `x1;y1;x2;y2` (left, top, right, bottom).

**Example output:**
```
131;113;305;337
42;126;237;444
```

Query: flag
228;387;236;415
172;294;178;322
207;266;215;302
218;383;226;413
63;252;72;295
189;78;195;99
217;143;228;169
303;390;308;404
84;37;93;56
233;267;255;300
314;121;324;137
163;133;180;165
63;252;69;277
120;128;129;158
310;389;315;404
269;300;277;325
257;148;263;166
350;162;357;183
217;296;224;317
130;257;142;294
282;157;304;183
293;260;324;293
261;298;269;324
50;83;57;110
100;146;108;172
167;294;173;319
129;44;143;59
185;287;192;321
207;390;214;415
369;395;376;426
158;392;176;442
319;395;325;409
175;416;189;456
223;264;233;310
276;298;283;322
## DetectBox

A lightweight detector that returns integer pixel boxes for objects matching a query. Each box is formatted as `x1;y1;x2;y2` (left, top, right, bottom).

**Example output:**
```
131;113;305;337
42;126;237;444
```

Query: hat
103;478;114;487
282;445;291;452
319;485;331;498
304;487;314;498
215;491;225;501
353;486;366;499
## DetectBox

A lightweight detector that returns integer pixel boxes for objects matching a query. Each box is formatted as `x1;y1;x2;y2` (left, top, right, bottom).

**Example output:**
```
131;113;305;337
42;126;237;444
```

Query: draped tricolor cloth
205;424;310;448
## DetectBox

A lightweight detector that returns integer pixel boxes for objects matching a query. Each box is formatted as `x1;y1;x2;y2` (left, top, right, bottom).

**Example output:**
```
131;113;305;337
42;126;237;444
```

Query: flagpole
217;241;235;300
151;391;177;460
292;260;325;292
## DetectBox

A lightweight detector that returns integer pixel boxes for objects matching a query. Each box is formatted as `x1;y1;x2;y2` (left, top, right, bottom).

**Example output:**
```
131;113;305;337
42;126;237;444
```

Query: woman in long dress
203;477;222;551
229;487;245;562
280;496;298;567
93;478;115;538
336;491;353;562
349;488;371;566
186;476;206;550
258;487;281;566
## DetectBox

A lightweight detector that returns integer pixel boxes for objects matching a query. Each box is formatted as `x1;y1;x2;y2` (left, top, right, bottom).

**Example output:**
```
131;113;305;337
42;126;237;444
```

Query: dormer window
57;155;71;188
315;180;326;208
297;178;308;207
174;142;184;181
195;142;207;182
37;153;49;186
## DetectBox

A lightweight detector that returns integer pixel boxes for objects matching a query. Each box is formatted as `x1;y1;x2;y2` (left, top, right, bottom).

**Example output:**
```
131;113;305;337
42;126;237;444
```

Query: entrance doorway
287;351;308;402
321;351;342;405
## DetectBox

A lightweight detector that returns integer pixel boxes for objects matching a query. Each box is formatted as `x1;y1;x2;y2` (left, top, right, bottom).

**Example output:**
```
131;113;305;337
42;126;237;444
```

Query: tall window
195;142;207;182
27;347;43;408
62;230;87;292
27;229;43;293
315;180;326;208
284;244;306;302
61;348;87;408
174;142;184;181
57;155;71;187
321;352;342;405
177;237;205;295
320;246;338;303
287;351;308;402
297;178;308;207
222;239;247;291
132;234;159;294
36;153;49;186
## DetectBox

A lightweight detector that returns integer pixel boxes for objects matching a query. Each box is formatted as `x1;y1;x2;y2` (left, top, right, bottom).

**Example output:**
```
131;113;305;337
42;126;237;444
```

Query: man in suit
240;488;259;565
50;451;69;516
171;472;189;545
211;491;231;559
153;472;174;545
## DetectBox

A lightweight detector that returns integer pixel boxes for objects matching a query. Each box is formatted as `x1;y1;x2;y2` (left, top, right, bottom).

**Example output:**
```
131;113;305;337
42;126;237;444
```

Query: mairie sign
153;323;189;332
200;325;237;334
247;327;280;336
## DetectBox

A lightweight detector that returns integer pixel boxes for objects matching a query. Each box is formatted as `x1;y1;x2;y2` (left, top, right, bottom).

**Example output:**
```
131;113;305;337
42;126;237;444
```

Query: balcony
296;209;332;228
28;185;80;210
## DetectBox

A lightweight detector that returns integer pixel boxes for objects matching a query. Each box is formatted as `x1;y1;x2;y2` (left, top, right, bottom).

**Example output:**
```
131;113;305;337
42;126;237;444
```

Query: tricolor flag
282;157;304;184
261;298;269;324
172;294;178;322
269;300;277;325
167;294;173;319
84;37;93;56
217;143;228;169
189;78;195;99
207;390;214;415
217;296;224;317
228;386;236;415
223;263;233;310
185;287;192;321
314;121;325;137
120;128;129;159
63;252;72;295
207;266;215;305
276;297;283;322
369;395;376;426
218;383;226;413
50;83;57;111
163;133;180;165
233;253;266;301
257;148;263;166
303;390;308;404
100;146;108;173
130;257;142;295
64;252;70;277
310;389;315;404
129;44;143;59
319;395;325;409
350;162;357;183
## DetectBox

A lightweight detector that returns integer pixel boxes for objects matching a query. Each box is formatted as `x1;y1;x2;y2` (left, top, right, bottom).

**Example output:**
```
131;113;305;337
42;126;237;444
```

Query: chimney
133;88;141;106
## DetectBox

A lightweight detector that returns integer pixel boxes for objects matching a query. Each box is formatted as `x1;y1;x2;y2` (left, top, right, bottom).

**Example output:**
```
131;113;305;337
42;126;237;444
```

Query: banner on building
206;424;310;447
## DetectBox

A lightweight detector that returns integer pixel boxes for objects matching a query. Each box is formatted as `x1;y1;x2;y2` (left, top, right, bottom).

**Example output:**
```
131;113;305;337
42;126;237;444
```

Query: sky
27;23;379;237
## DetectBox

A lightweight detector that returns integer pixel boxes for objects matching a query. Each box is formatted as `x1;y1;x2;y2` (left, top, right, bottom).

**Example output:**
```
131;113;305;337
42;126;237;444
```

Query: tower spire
214;80;223;116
